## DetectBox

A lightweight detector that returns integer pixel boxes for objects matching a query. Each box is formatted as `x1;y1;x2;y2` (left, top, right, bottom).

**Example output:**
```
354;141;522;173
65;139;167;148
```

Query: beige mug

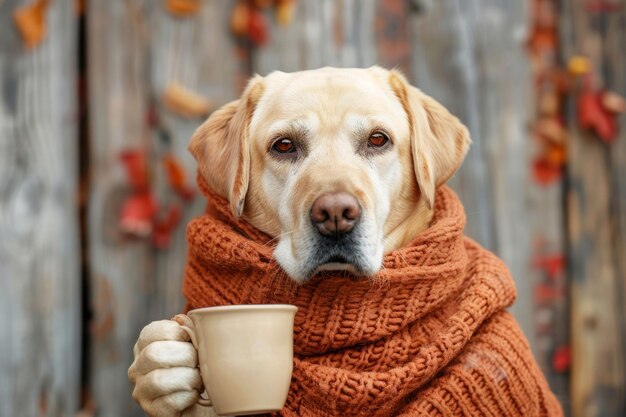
178;304;297;416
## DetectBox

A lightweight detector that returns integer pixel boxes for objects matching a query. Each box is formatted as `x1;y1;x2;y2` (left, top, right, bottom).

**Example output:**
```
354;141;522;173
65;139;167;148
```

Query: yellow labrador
128;66;470;416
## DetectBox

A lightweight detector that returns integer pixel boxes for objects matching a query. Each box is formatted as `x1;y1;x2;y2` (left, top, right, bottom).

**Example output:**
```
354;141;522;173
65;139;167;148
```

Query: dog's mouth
326;254;350;264
309;250;365;277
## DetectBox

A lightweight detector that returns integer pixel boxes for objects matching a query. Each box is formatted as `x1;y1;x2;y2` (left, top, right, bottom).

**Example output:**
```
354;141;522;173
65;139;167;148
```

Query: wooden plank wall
561;0;626;416
408;0;571;405
408;2;569;406
407;0;539;342
87;1;240;416
0;1;80;416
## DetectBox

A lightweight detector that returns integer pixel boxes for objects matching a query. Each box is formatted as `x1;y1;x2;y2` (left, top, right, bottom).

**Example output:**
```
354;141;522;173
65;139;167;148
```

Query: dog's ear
388;70;471;209
188;76;265;217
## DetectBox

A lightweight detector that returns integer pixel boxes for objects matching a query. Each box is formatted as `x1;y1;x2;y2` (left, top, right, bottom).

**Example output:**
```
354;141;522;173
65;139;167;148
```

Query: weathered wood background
0;0;80;416
561;1;626;416
1;0;625;416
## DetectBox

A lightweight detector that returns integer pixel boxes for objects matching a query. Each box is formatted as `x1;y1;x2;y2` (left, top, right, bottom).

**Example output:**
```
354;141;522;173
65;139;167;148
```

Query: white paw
128;319;213;417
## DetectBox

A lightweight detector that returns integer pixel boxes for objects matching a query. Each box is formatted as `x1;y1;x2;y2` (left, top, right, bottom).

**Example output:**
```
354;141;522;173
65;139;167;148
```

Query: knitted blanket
183;177;563;417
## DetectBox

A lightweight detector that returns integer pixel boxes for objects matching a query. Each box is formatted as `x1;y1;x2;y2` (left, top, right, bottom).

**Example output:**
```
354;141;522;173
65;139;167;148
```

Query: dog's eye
368;132;390;148
272;138;296;154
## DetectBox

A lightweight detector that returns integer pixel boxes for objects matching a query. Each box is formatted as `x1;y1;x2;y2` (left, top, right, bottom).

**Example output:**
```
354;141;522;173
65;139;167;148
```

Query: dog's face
190;67;470;283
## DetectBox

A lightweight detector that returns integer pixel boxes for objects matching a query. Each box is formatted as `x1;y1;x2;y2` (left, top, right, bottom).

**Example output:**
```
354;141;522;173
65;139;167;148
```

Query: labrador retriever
128;66;470;416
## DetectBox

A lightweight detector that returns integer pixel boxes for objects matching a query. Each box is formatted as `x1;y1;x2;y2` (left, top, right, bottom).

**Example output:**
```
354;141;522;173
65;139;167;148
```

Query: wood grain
0;0;80;416
561;0;626;416
407;0;547;358
87;1;239;416
253;0;378;75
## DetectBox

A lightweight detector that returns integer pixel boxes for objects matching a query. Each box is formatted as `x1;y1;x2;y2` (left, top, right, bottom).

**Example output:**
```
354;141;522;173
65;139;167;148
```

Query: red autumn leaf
119;192;158;237
532;157;562;185
578;89;618;142
119;150;149;191
526;27;557;53
248;9;269;45
552;345;571;373
176;185;196;202
533;254;565;280
152;205;183;249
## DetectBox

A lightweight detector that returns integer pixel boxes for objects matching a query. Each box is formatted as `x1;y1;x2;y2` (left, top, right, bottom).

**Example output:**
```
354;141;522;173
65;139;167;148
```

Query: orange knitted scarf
183;177;563;417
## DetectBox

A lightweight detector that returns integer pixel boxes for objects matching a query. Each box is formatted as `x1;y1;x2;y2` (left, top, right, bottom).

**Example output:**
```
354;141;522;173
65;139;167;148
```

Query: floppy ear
388;70;471;209
188;76;265;217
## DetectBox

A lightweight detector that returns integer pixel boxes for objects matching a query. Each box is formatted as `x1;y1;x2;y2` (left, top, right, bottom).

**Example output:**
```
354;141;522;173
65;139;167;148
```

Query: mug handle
173;314;213;407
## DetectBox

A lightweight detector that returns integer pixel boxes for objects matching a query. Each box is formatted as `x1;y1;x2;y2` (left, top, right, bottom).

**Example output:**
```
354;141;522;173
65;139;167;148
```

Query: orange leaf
13;0;49;49
163;154;186;189
231;1;250;37
163;154;195;201
532;157;562;185
567;55;592;75
526;27;556;53
163;82;212;118
545;145;567;166
601;91;626;114
276;0;296;26
165;0;201;17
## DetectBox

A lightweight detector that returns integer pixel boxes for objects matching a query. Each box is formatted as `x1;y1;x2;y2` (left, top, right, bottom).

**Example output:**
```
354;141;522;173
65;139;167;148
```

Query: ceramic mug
179;304;297;416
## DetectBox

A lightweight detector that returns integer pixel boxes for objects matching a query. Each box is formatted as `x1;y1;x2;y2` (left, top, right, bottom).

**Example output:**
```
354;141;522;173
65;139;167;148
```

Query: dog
128;66;471;416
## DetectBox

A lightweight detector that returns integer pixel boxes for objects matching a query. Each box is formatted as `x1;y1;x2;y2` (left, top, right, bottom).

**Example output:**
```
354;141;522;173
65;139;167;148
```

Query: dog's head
189;67;470;283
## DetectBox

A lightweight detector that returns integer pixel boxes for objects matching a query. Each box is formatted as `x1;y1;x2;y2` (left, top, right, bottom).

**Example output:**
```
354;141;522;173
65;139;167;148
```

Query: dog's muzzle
307;192;368;275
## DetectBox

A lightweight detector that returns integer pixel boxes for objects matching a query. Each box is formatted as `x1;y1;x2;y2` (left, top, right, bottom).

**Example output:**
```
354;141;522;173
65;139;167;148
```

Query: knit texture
183;176;563;417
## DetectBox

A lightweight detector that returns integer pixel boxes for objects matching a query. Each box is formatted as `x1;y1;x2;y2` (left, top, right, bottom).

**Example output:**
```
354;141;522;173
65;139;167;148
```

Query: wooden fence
0;0;80;416
0;0;625;416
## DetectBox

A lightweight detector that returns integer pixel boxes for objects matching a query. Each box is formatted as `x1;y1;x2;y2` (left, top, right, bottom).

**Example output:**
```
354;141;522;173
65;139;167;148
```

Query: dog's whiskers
263;230;294;248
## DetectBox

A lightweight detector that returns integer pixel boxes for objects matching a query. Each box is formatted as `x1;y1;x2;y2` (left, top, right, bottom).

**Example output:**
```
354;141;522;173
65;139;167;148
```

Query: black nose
310;192;361;238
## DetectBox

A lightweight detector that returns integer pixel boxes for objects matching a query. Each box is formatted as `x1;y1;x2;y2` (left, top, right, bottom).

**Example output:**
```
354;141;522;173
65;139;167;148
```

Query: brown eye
272;138;296;154
368;132;390;148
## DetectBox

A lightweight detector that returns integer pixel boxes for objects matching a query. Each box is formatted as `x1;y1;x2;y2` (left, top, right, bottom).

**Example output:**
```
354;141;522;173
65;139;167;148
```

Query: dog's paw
128;319;211;417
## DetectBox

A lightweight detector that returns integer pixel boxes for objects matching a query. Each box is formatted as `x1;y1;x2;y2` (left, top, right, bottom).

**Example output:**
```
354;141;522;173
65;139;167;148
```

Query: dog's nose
310;192;361;238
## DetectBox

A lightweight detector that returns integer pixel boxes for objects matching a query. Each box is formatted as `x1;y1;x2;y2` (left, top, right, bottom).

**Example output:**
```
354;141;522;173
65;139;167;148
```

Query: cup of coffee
178;304;298;416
